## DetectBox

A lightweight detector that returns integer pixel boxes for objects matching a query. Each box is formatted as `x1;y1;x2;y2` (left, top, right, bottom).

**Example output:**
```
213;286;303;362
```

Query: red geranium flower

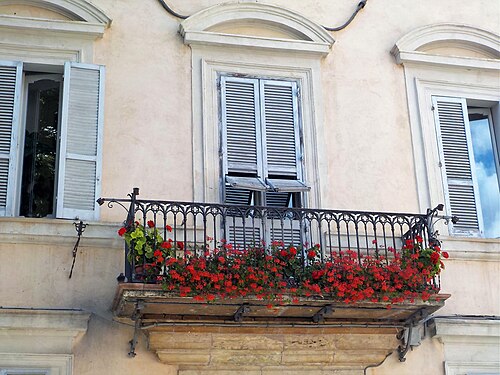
442;251;449;259
307;250;317;259
161;241;172;249
166;225;172;232
118;227;126;236
147;220;155;228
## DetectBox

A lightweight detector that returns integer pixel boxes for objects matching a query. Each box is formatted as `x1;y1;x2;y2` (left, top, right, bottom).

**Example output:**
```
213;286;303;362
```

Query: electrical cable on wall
156;0;368;31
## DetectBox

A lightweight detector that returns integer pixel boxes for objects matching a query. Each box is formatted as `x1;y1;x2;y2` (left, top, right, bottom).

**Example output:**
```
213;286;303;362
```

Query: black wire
156;0;188;19
323;1;368;32
155;0;368;32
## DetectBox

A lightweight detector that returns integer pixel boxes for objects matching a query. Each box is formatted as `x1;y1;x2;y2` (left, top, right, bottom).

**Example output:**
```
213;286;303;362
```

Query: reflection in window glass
469;112;500;238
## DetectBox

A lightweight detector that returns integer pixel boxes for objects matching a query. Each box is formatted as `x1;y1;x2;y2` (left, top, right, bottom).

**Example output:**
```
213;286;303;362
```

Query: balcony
100;189;450;367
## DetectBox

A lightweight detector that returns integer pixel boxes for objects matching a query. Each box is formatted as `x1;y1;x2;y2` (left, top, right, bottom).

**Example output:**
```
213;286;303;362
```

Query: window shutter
221;76;261;175
0;61;22;216
433;96;482;235
57;62;105;221
261;80;300;178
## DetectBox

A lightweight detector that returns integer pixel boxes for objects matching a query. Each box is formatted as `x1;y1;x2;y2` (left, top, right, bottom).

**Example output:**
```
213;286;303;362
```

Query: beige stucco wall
0;1;498;374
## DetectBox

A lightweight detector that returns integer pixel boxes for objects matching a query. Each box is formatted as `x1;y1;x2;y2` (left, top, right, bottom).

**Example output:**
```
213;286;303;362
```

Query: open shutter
261;80;301;178
57;62;104;221
433;96;483;236
221;76;261;175
0;61;22;216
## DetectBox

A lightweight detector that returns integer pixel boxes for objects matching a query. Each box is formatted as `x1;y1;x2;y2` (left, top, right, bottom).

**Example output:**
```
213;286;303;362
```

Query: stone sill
0;217;123;248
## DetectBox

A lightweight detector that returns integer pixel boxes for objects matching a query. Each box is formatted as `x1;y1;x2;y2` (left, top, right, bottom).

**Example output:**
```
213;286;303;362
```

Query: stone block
281;350;334;365
211;349;282;365
156;349;210;365
283;335;336;350
212;334;283;351
149;332;212;350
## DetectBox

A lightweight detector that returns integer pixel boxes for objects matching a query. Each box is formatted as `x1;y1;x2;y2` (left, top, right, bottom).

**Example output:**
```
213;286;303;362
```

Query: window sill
0;217;122;249
440;235;500;261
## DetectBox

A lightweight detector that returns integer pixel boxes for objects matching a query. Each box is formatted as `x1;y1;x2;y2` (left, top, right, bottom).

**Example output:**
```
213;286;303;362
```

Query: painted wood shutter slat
0;61;22;216
228;223;261;248
433;96;482;235
57;62;104;221
222;77;260;175
262;80;299;177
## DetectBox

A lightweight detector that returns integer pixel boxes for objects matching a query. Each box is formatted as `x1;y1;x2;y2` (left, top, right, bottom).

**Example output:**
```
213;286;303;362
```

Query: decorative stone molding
0;0;111;24
441;236;500;262
146;326;397;374
180;2;334;56
0;308;91;354
0;1;111;64
430;318;500;375
0;217;123;248
392;23;500;71
392;23;500;61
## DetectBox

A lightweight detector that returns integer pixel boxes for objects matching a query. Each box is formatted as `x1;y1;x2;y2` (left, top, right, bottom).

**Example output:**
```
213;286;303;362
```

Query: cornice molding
0;0;111;25
180;2;334;56
392;23;500;69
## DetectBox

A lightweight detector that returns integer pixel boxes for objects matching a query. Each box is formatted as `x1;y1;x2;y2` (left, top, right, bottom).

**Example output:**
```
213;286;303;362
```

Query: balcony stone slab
112;283;449;372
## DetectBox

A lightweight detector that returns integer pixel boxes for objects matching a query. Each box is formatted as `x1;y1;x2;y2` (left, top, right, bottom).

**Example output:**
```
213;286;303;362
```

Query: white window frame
0;2;109;221
392;23;500;239
180;2;334;208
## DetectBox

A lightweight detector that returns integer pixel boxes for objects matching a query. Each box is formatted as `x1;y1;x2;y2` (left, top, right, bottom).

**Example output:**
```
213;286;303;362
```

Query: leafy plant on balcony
118;222;448;305
119;220;173;266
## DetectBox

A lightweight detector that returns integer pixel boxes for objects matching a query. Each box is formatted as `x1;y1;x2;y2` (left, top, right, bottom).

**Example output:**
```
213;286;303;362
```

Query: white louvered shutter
221;76;261;175
261;80;300;178
57;62;104;221
433;96;483;236
0;61;22;216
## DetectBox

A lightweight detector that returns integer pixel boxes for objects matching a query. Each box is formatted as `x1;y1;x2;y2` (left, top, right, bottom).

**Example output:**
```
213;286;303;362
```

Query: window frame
0;60;105;220
181;2;333;209
0;354;72;375
16;71;63;218
393;24;500;239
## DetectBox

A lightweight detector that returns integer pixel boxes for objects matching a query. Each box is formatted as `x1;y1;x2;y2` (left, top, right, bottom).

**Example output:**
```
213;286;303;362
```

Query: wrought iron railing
99;188;448;286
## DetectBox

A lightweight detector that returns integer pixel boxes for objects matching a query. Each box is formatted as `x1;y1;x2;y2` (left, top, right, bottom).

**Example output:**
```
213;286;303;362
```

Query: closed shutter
0;61;22;216
433;96;482;235
261;80;300;178
221;76;261;175
57;62;105;221
227;222;261;249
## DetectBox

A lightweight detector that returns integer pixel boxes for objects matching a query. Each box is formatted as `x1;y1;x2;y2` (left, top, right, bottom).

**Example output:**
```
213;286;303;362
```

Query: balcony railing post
125;187;139;282
425;204;444;248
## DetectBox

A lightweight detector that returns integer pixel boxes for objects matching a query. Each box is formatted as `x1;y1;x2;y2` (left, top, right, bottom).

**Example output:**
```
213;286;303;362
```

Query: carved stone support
146;326;398;374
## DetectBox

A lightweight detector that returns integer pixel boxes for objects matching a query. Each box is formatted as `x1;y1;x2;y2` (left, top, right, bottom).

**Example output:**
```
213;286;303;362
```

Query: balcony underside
113;284;448;326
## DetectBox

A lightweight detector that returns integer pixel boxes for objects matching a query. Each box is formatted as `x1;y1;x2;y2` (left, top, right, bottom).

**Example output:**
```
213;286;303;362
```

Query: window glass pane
469;113;500;238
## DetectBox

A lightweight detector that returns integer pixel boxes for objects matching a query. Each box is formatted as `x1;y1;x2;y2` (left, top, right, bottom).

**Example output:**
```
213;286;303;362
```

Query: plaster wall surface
0;1;498;374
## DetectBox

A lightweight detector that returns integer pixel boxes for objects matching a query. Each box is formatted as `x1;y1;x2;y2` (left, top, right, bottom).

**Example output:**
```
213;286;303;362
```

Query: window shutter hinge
438;161;443;167
431;105;435;111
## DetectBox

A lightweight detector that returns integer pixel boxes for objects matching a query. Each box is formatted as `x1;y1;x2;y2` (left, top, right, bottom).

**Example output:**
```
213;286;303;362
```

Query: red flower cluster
119;222;448;306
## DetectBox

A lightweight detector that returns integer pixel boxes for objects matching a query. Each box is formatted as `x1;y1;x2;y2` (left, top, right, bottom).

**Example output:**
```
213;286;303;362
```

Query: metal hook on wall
69;220;88;279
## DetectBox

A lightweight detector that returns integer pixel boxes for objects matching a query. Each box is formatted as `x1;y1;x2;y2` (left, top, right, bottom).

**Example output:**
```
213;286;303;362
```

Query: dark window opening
20;75;61;217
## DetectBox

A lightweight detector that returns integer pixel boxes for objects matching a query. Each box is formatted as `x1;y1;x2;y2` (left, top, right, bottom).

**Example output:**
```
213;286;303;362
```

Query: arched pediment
180;2;334;56
0;0;110;25
392;23;500;64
